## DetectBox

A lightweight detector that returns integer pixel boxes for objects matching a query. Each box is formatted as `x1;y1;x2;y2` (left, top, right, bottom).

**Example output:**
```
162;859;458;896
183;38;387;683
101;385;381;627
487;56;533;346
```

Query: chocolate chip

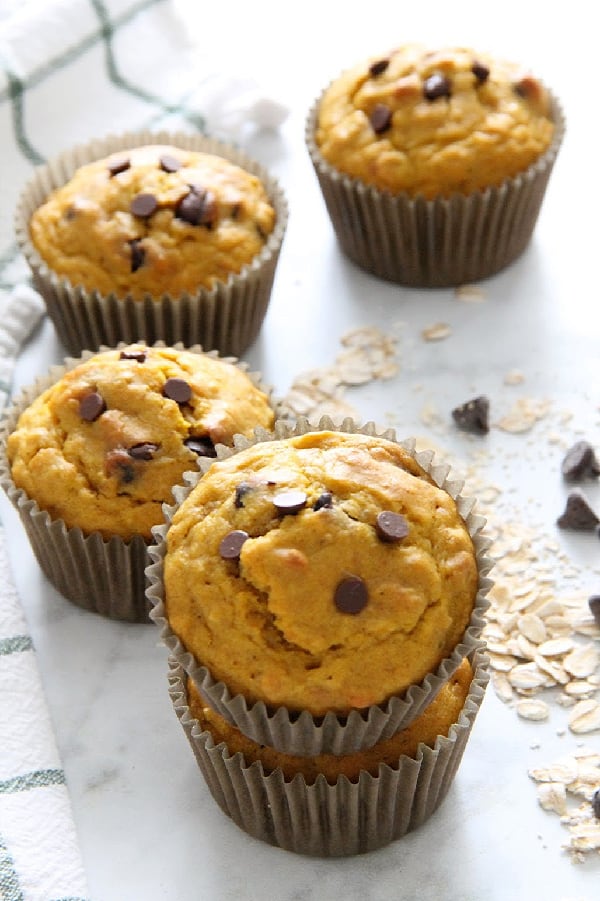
273;490;307;515
334;576;368;615
314;492;333;511
471;61;489;84
423;73;451;101
176;187;217;227
561;441;600;482
593;788;600;820
219;529;249;560
370;103;393;134
375;511;409;542
588;596;600;629
79;392;105;422
184;436;216;457
235;481;253;508
128;442;159;460
108;157;130;177
163;378;192;404
129;239;145;273
119;348;147;362
130;193;158;218
159;153;182;173
452;396;489;435
556;490;600;531
369;58;389;77
105;448;135;483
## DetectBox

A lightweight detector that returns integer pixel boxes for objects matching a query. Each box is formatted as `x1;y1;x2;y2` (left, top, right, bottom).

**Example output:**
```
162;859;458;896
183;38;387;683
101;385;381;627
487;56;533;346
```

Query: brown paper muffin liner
15;130;288;358
305;89;565;287
0;342;270;624
147;417;493;754
167;647;489;856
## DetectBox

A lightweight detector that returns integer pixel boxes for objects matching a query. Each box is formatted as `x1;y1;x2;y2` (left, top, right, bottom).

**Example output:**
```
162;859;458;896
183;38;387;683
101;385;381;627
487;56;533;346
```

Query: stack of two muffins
148;421;492;855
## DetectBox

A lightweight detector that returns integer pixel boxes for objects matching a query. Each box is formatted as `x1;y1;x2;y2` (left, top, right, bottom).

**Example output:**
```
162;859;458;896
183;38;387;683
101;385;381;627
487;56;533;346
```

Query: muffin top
164;430;479;715
29;144;276;298
7;345;274;541
315;45;555;199
187;657;474;783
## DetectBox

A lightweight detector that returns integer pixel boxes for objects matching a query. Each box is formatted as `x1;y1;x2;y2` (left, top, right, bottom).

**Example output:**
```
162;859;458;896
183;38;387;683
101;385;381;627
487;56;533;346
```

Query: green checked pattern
0;2;209;895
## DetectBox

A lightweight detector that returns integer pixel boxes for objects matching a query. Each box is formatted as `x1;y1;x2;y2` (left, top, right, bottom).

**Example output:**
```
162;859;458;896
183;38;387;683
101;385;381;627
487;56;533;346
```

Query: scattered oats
530;756;579;785
504;369;525;386
422;322;452;341
537;637;576;657
509;663;548;691
492;671;514;703
496;397;551;433
565;822;600;852
565;680;598;697
516;698;550;721
557;693;578;708
518;613;547;644
563;644;600;679
488;652;519;672
537;782;568;815
568;700;600;734
455;284;485;302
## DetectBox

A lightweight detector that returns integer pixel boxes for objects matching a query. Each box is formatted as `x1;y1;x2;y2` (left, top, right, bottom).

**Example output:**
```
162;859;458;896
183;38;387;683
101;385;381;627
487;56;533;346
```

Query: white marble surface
2;2;600;898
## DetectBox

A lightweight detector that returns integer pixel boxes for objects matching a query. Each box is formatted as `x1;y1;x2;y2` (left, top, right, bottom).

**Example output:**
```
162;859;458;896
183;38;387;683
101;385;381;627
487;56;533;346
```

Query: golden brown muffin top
165;431;478;715
188;657;474;783
315;45;555;198
29;145;276;298
7;345;274;541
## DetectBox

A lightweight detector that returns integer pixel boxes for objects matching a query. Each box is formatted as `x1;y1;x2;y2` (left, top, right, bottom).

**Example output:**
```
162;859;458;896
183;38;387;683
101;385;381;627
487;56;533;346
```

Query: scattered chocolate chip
375;511;409;542
184;436;216;457
588;595;600;629
314;492;333;511
219;529;249;560
108;157;130;177
129;239;145;273
370;103;393;134
471;61;489;84
369;58;389;77
593;787;600;820
105;448;135;483
556;490;600;531
561;441;600;482
235;481;253;508
273;490;307;515
79;391;105;422
128;442;159;460
334;576;368;615
159;153;182;173
452;395;490;435
163;377;192;404
119;348;147;362
423;73;451;101
176;187;217;227
130;193;158;218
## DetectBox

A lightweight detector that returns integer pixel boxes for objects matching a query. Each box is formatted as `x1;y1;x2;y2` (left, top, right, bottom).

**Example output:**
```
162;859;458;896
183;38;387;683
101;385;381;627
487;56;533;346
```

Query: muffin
15;133;288;356
169;649;490;855
306;44;564;286
0;343;274;621
148;419;492;754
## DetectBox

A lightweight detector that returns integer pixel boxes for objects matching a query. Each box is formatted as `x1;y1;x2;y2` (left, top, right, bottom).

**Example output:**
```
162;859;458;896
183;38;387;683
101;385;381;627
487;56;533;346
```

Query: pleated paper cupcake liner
147;416;493;754
168;647;490;857
0;342;270;623
305;90;564;287
15;130;288;357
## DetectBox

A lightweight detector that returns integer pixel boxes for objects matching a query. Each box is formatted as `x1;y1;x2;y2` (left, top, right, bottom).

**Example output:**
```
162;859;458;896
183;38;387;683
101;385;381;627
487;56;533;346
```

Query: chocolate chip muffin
16;133;288;356
149;423;491;753
306;44;564;285
0;344;274;620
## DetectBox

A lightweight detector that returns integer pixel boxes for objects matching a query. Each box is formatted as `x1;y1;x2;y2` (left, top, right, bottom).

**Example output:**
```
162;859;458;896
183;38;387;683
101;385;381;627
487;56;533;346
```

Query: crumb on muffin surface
315;45;555;198
29;145;276;297
164;430;479;715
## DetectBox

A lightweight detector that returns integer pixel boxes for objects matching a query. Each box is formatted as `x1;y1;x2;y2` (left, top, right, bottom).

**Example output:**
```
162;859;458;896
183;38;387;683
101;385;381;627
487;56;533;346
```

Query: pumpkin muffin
148;423;491;753
306;44;564;285
0;344;274;621
16;133;287;356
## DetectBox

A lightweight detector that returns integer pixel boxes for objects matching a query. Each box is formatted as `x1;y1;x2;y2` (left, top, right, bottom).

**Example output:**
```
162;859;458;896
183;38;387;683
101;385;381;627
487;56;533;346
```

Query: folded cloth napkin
0;0;289;898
